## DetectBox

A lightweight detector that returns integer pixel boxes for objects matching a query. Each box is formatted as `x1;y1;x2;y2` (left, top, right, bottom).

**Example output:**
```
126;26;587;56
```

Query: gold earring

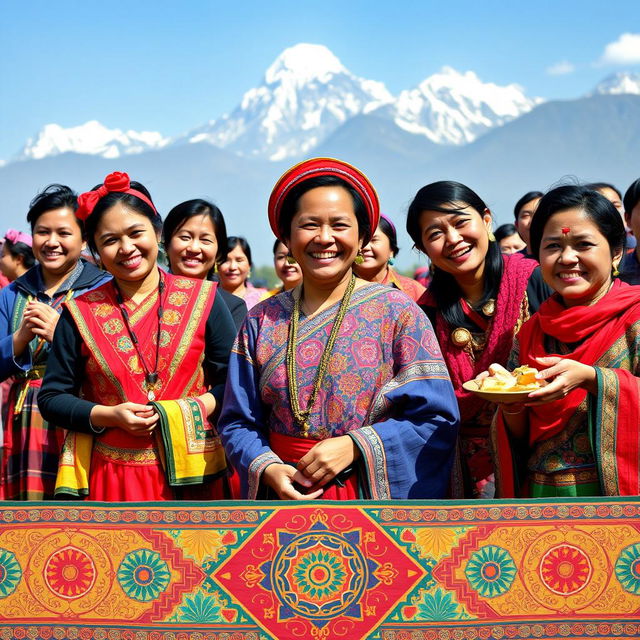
286;255;297;265
354;251;364;265
488;230;496;242
613;264;620;277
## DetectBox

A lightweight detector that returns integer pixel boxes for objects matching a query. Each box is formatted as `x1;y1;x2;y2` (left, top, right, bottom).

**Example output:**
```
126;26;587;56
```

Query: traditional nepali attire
0;261;109;499
381;267;426;302
493;280;640;497
218;283;460;500
38;273;237;501
418;253;541;498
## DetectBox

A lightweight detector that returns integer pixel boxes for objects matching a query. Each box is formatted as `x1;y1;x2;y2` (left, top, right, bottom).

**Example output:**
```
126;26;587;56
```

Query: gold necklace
286;275;356;436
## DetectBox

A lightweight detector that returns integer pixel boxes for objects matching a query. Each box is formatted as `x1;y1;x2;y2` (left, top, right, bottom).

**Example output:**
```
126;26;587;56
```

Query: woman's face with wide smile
94;203;159;283
287;186;362;288
418;203;492;278
539;207;622;307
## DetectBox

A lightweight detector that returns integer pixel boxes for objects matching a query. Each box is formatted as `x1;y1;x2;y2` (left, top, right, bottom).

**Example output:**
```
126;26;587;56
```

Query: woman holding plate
486;185;640;497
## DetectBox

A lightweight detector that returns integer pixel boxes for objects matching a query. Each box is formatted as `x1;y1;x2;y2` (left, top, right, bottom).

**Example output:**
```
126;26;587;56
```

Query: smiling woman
0;184;109;499
218;158;459;501
354;214;425;301
163;199;247;329
218;237;267;310
490;185;640;498
37;172;237;502
406;180;549;499
269;238;303;293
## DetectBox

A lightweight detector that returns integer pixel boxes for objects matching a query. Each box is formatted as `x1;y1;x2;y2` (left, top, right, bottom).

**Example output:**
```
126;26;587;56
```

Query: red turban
268;158;380;243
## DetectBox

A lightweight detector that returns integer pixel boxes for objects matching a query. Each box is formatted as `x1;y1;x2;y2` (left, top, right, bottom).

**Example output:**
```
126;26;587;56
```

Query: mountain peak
18;120;169;161
590;71;640;96
265;43;347;85
390;67;542;145
184;43;393;161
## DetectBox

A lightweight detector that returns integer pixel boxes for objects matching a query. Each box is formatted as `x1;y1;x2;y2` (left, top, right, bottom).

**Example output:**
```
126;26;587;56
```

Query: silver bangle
89;418;105;434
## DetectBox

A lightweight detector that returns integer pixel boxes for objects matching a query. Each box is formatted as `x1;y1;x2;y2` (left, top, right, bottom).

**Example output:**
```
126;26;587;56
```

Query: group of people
0;158;638;503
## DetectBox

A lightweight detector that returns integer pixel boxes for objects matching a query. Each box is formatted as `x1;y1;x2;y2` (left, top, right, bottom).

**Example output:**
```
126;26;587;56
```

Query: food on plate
477;363;541;392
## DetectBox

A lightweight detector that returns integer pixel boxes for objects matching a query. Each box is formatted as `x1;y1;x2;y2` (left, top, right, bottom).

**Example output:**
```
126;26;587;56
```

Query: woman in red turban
218;158;459;500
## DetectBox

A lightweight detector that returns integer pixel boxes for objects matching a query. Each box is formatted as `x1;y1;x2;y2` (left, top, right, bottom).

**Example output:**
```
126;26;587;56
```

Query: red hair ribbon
76;171;157;221
561;227;570;234
267;157;380;243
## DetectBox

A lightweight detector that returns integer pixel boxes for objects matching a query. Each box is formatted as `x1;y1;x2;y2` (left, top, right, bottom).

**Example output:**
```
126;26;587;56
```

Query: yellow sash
55;398;226;495
152;398;227;486
55;431;93;497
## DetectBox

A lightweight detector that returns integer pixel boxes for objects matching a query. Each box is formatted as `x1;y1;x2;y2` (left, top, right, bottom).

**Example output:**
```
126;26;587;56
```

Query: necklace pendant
146;372;158;385
451;327;472;348
147;390;156;402
481;299;496;317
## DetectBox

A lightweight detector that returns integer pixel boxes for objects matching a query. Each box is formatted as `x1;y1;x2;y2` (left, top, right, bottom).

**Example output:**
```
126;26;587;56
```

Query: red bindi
561;227;570;234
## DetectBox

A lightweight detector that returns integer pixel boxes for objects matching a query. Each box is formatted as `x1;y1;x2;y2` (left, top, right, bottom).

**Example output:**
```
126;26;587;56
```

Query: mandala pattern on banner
0;500;638;639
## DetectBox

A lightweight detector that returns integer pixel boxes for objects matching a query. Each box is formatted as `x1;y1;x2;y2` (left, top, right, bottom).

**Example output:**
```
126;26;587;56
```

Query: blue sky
1;0;639;160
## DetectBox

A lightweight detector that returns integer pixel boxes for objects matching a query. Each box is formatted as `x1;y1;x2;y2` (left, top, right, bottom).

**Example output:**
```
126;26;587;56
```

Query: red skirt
269;432;359;500
88;434;173;502
87;431;227;502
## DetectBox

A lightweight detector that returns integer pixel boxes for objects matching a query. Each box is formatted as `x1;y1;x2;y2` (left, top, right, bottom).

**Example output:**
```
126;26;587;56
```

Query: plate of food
462;363;544;403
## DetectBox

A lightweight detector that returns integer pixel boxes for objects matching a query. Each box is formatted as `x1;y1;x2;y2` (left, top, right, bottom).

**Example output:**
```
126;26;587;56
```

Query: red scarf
420;253;537;424
516;279;640;445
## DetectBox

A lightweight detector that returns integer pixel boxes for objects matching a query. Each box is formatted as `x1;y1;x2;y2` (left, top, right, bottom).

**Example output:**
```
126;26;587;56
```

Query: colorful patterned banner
0;499;639;639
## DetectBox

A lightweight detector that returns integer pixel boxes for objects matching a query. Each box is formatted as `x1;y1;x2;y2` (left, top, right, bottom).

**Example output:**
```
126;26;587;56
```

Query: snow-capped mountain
7;43;639;168
180;43;394;161
590;71;640;96
378;66;543;145
18;120;170;161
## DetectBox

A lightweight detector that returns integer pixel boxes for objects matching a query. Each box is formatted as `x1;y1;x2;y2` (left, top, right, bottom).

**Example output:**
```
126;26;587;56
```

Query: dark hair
223;236;253;267
162;199;228;266
3;238;35;270
406;180;503;328
586;182;622;201
277;175;370;243
623;178;640;217
378;216;399;256
529;185;626;261
494;223;519;243
26;184;82;235
273;238;286;255
85;180;161;254
513;191;544;221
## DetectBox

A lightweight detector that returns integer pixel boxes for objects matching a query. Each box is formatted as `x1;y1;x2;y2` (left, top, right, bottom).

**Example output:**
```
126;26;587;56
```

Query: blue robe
218;283;460;499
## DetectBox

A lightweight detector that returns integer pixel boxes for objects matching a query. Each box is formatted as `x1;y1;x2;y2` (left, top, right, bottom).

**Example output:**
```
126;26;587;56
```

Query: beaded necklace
286;274;356;436
114;271;166;401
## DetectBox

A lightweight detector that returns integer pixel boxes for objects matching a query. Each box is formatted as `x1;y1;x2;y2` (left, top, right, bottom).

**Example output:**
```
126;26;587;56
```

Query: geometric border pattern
0;498;638;639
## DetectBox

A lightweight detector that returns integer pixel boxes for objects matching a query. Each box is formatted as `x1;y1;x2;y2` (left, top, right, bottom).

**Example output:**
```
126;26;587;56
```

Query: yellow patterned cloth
55;431;92;497
151;398;227;486
55;398;226;495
